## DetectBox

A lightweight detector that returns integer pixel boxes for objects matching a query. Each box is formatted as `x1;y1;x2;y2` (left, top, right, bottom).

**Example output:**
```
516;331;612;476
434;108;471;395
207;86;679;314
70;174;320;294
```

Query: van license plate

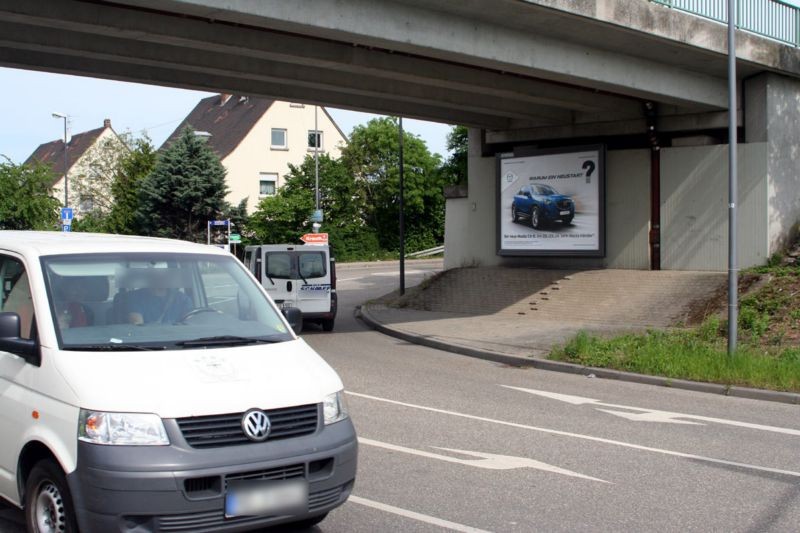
559;210;571;216
225;479;308;518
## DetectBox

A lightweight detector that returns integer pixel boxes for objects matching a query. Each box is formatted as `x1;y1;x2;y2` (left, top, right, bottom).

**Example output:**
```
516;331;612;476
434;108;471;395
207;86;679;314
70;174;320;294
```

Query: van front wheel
25;459;78;533
321;318;335;332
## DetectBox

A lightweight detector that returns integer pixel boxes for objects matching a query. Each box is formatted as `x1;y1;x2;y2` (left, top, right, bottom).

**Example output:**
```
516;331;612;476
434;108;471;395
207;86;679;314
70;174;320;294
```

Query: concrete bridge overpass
1;0;799;270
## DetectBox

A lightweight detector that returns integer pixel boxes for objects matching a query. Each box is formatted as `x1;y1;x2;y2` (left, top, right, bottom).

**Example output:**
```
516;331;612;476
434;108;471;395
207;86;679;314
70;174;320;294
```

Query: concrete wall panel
661;144;768;271
444;128;500;269
766;74;800;254
605;149;650;269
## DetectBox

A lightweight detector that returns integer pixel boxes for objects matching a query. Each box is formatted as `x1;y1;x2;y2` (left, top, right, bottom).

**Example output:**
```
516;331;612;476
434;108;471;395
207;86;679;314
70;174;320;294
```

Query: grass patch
550;254;800;393
550;327;800;392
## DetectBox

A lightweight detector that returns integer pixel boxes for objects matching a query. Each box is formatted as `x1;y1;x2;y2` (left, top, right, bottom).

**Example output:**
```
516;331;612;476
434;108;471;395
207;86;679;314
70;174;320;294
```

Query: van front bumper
67;417;357;533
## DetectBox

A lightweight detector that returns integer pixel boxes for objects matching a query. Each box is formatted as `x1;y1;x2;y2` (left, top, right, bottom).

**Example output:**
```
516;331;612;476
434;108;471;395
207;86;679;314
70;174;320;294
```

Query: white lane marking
502;386;800;436
359;437;607;482
349;495;493;533
347;391;800;479
594;409;703;425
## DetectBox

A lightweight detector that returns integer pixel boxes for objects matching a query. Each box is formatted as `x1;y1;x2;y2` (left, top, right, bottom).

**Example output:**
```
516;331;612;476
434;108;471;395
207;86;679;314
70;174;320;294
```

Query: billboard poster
497;145;604;256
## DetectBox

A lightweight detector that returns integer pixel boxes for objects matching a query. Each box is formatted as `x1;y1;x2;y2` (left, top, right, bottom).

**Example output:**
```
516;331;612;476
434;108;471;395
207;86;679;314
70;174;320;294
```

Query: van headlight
323;391;348;425
78;409;169;446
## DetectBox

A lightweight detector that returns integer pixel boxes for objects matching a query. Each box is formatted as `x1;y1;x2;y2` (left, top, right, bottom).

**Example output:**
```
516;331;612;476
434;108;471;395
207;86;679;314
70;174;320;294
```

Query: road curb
357;305;800;406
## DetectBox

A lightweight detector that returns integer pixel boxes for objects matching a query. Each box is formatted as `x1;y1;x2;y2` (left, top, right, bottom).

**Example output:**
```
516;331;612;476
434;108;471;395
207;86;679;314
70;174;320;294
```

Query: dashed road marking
348;391;800;479
349;496;493;533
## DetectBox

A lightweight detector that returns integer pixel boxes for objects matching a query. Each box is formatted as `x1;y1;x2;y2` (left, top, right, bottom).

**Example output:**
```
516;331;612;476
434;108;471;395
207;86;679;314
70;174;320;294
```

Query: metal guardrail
406;245;444;258
651;0;799;47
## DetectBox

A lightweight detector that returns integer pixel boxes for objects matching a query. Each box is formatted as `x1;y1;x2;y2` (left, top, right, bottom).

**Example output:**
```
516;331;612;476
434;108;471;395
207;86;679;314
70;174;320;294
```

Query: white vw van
0;231;356;532
243;245;337;332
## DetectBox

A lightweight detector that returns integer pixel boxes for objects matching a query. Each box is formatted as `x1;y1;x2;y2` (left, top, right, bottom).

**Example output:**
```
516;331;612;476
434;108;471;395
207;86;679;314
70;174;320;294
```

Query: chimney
220;94;231;106
103;118;111;128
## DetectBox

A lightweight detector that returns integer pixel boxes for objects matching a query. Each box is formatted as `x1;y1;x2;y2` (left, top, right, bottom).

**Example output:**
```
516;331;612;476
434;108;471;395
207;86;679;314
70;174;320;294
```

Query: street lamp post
52;112;69;209
727;0;738;355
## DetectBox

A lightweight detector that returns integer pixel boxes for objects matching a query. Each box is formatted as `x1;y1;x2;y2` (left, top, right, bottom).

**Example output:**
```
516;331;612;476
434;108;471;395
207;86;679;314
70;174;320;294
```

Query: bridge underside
2;0;795;148
2;0;799;272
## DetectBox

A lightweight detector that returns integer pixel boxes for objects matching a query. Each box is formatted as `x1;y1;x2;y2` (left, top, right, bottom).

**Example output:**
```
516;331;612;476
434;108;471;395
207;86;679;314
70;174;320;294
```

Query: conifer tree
137;127;229;241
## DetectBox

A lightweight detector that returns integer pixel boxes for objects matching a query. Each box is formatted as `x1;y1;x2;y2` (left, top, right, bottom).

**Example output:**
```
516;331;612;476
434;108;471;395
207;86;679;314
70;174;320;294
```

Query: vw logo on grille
242;409;271;442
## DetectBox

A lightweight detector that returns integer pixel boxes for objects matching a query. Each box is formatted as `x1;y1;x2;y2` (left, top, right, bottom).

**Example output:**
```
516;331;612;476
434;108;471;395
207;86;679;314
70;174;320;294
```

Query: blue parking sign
61;207;73;221
62;224;71;232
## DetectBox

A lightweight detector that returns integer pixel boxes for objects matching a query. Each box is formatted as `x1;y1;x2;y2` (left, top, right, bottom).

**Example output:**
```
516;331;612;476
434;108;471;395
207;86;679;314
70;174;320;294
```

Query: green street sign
229;233;241;243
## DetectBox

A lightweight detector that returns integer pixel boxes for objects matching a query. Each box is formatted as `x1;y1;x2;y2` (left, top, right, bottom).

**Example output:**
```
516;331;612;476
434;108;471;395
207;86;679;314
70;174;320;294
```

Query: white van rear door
262;250;296;307
297;249;331;314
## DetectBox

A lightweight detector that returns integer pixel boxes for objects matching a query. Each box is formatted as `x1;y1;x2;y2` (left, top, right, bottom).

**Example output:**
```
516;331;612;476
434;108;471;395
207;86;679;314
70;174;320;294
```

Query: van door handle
287;281;292;292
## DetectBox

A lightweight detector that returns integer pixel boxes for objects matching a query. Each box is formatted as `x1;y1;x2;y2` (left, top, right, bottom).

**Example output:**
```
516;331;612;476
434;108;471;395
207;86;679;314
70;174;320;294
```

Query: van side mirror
281;307;303;333
0;312;40;365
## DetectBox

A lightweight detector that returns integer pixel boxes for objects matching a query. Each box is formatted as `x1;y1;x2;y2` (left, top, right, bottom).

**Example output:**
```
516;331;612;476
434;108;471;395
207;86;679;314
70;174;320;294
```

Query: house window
271;128;287;149
259;173;278;196
307;130;323;151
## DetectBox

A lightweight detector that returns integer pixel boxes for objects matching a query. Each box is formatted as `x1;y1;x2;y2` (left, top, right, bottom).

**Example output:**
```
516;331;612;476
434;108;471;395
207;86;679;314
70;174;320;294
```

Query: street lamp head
52;112;66;119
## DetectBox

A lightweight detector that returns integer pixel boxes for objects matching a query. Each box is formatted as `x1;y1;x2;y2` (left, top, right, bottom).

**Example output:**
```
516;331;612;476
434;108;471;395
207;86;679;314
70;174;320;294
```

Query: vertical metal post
796;7;799;48
52;113;69;208
727;0;738;356
314;105;320;212
62;118;69;209
399;117;405;296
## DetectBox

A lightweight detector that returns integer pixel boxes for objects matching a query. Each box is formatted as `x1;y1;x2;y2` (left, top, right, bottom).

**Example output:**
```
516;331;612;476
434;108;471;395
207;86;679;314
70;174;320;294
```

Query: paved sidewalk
359;267;800;404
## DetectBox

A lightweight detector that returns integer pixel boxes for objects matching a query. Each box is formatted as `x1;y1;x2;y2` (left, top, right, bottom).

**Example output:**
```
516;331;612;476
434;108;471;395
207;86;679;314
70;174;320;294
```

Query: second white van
244;244;338;332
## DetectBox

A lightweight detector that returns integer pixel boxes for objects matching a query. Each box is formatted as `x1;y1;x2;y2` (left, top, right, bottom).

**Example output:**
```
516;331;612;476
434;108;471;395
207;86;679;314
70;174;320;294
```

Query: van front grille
176;404;319;448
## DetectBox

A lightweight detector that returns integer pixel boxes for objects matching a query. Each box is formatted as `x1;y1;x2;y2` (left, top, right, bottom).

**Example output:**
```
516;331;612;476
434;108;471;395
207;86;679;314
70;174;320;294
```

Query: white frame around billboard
496;145;605;257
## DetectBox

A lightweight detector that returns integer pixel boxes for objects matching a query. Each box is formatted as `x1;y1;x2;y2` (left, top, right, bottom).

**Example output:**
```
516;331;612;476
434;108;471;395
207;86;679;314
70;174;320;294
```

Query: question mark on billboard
582;160;596;183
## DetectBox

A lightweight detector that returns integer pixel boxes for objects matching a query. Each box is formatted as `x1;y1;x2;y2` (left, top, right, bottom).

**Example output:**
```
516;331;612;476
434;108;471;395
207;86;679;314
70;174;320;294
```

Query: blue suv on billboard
512;184;575;228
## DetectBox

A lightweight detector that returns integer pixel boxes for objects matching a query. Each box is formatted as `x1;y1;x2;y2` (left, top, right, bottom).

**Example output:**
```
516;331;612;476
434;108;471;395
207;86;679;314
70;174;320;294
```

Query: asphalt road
3;259;799;532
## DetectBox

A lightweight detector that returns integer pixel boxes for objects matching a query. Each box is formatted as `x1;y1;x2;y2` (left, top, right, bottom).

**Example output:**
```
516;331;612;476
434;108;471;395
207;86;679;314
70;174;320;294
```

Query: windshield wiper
175;335;287;347
67;343;166;351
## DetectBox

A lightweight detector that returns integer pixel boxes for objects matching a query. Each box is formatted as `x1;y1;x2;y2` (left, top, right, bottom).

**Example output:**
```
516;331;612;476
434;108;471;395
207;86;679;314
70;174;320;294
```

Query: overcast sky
0;67;454;165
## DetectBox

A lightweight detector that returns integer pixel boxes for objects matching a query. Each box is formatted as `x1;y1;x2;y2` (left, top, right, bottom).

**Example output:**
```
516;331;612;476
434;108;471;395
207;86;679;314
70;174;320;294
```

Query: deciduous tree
105;135;156;235
341;117;444;253
0;158;60;230
249;154;379;260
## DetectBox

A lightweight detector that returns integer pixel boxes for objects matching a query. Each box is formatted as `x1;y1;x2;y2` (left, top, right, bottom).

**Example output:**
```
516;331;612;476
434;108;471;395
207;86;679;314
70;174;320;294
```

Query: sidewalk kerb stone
358;304;800;406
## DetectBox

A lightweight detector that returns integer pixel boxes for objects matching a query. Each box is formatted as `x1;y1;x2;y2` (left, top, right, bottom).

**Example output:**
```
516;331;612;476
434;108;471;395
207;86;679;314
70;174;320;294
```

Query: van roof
0;231;228;257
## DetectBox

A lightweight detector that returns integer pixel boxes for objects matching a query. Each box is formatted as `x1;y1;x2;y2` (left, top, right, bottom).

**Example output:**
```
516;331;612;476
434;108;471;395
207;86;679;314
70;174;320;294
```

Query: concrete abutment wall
445;71;800;271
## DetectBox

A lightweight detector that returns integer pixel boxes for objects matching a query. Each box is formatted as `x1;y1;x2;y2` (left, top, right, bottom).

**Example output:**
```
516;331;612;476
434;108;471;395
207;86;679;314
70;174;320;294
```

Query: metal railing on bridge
651;0;799;47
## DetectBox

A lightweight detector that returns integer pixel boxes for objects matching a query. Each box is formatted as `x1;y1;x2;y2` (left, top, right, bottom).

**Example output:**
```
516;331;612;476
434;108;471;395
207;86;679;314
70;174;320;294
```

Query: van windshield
41;252;293;350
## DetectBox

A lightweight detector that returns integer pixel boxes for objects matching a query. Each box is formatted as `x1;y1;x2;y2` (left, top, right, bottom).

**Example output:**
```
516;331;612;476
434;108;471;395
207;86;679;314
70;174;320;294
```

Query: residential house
25;119;127;217
162;95;348;213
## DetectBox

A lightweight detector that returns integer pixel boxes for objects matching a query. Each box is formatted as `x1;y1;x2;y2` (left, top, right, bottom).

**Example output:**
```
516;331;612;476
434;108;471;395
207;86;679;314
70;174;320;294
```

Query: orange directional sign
300;233;329;245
